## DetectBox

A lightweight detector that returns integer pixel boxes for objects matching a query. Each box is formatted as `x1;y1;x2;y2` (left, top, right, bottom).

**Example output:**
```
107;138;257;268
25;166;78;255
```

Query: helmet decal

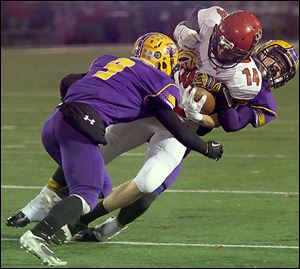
133;32;156;58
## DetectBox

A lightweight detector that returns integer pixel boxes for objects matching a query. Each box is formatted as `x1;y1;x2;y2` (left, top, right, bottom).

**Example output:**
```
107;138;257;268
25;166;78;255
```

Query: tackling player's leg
20;108;109;265
75;162;182;242
75;191;158;241
6;172;65;227
6;118;157;228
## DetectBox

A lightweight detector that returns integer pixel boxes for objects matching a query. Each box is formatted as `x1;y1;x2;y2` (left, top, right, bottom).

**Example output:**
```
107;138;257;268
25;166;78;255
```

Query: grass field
1;45;299;268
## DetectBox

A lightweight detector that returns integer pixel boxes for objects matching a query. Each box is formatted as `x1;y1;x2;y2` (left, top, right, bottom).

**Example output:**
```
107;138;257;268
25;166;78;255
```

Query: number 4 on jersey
242;68;260;86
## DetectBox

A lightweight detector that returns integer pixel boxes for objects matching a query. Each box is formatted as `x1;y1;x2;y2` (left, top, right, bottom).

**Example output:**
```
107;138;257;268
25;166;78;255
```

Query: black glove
205;140;224;161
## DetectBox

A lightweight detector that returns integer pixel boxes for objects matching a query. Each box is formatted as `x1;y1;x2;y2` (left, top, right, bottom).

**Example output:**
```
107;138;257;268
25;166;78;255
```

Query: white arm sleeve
197;6;227;42
174;6;227;50
173;23;200;50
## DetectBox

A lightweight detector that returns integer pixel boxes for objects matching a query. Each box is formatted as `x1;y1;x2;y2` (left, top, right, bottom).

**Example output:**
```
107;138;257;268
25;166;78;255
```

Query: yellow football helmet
254;40;298;88
131;32;178;76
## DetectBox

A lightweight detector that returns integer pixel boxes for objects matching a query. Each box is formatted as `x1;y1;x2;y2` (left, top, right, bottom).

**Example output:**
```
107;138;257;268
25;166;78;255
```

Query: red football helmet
208;10;262;68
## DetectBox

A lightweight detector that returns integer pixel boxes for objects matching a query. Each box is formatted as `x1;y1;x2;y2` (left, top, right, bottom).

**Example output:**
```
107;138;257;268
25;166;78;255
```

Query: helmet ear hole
157;62;161;71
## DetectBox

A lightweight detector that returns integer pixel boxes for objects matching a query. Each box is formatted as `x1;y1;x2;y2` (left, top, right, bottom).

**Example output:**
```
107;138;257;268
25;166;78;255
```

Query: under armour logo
83;115;95;125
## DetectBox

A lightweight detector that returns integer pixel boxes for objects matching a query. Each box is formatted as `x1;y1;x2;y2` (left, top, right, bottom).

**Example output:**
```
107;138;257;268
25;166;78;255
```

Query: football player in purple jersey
8;40;298;245
18;32;223;266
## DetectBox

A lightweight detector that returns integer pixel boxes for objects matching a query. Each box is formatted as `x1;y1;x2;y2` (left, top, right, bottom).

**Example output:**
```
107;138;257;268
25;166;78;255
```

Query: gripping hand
205;140;224;161
183;86;206;122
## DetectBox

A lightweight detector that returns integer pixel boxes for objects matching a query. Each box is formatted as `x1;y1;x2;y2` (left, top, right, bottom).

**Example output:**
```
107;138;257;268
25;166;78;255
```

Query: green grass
1;45;299;268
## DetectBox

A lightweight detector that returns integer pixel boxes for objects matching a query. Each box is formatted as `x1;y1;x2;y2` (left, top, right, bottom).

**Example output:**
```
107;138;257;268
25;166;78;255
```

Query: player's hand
205;140;224;161
175;24;200;50
183;86;206;122
173;67;184;89
178;50;197;70
194;72;223;92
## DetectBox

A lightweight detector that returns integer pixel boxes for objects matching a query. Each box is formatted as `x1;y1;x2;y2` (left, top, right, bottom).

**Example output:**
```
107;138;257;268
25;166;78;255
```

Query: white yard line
0;150;294;159
104;241;299;249
166;189;299;195
1;185;298;196
1;237;298;249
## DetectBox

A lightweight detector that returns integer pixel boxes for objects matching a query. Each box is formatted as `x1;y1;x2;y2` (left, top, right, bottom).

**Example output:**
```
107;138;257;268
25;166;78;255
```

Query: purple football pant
154;162;183;195
41;108;112;209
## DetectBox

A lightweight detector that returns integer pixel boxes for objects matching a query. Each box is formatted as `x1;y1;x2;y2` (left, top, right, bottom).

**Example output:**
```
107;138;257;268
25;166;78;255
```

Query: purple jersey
218;79;277;131
64;55;180;126
248;79;277;127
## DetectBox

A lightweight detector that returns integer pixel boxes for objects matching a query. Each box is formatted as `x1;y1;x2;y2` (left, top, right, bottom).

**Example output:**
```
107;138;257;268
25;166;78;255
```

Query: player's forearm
198;114;220;128
218;106;254;132
173;16;200;50
153;107;208;155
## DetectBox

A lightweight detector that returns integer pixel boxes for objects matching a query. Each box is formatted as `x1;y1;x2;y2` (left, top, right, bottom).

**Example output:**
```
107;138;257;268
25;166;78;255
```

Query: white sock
103;217;122;235
21;186;61;222
95;217;125;240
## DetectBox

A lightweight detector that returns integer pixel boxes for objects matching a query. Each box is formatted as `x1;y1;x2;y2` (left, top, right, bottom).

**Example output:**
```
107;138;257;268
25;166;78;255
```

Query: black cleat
51;220;88;244
6;211;30;227
74;228;99;242
68;220;88;236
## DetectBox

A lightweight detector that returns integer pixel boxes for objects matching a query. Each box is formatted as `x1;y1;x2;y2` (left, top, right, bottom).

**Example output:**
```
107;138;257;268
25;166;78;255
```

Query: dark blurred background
1;1;299;46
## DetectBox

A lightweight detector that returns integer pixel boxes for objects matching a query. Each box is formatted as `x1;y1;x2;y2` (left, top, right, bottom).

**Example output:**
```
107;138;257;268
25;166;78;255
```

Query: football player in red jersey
174;6;263;102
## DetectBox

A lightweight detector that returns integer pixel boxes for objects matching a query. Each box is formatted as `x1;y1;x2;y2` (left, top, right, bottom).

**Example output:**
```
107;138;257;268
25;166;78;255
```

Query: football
189;87;216;115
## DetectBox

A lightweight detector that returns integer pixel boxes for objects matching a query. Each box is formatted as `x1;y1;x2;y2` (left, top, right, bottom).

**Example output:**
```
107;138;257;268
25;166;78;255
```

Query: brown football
189;87;216;115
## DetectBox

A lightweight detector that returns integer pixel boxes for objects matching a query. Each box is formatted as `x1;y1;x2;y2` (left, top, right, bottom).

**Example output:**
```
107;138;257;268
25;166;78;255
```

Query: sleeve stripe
165;99;175;109
250;105;277;117
257;110;266;127
143;83;178;103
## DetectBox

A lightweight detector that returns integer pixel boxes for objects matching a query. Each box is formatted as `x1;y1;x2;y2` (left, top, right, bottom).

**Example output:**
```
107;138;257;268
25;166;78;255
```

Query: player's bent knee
70;194;91;214
133;177;156;193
